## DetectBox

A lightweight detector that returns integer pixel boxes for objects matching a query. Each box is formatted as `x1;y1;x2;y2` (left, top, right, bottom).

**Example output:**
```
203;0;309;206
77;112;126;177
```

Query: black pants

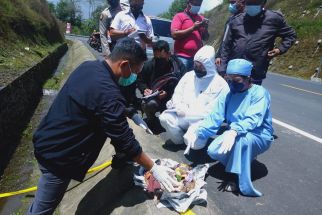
142;99;165;121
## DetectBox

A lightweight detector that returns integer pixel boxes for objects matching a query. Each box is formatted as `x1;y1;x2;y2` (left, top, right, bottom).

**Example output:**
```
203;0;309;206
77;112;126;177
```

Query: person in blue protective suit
197;58;274;197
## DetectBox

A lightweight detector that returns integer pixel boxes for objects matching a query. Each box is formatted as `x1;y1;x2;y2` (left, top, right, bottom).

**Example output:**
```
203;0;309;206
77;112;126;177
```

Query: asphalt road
69;35;322;215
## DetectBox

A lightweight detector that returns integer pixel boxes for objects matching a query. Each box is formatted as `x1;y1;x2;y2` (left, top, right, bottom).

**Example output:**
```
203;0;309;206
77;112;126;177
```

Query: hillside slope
0;0;64;85
205;0;322;79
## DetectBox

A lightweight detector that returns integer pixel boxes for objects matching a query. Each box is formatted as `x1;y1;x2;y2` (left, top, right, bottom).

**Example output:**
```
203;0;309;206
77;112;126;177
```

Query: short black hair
246;0;266;4
129;0;144;4
109;38;147;64
152;40;170;53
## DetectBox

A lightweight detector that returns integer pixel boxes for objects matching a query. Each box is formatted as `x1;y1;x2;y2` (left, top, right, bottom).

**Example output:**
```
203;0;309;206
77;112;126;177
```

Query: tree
55;0;82;26
160;0;187;19
47;1;56;15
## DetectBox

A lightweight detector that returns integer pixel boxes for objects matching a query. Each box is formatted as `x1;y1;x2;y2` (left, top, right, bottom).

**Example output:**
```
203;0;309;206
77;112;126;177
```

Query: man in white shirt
109;0;154;49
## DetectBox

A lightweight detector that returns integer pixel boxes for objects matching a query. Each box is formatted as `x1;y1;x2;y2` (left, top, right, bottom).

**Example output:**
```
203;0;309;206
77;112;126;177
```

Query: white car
147;17;174;58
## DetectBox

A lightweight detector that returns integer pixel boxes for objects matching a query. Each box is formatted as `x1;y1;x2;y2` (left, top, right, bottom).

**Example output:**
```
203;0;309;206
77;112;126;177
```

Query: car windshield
151;19;171;37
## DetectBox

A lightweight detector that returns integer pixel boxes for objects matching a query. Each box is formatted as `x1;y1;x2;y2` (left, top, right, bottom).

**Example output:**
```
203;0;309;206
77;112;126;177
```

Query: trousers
207;132;273;196
28;165;71;215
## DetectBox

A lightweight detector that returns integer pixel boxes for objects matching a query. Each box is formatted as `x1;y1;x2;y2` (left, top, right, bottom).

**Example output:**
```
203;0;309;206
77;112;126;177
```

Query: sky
48;0;223;19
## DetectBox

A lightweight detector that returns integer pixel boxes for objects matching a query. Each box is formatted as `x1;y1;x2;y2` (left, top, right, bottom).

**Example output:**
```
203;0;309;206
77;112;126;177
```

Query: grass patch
0;41;62;86
0;0;64;86
43;41;73;90
288;19;322;38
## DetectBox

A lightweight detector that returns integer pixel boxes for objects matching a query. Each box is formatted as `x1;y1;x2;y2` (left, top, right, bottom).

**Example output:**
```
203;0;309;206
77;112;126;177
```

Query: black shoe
145;117;165;135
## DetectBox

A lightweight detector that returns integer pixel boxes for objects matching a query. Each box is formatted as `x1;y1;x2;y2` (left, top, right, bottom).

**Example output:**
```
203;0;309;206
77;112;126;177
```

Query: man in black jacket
215;0;245;74
137;40;187;125
220;0;296;84
28;38;179;215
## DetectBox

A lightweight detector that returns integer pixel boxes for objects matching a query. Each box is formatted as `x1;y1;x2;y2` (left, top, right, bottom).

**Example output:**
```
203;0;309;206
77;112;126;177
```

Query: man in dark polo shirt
28;38;179;215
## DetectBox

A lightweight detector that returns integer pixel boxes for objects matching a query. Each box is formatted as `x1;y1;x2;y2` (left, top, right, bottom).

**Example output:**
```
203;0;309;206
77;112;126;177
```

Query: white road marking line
273;118;322;144
281;84;322;96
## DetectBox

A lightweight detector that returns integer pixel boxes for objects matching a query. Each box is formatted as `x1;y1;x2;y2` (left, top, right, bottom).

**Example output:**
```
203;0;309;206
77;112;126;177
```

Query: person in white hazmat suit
159;45;229;153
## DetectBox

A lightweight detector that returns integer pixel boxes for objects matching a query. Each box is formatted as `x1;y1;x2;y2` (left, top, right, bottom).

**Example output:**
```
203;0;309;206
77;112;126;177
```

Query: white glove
218;130;237;154
183;128;198;155
166;100;175;109
150;164;180;192
131;114;154;135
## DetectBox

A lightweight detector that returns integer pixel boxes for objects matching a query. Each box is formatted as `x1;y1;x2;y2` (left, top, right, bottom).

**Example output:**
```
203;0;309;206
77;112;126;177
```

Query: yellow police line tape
180;209;196;215
0;160;112;198
0;160;196;215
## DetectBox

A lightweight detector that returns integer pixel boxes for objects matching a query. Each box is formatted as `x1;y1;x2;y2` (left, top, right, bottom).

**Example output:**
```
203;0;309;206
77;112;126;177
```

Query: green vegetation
160;0;187;19
43;41;72;90
204;0;322;79
0;0;64;85
49;0;107;36
72;5;106;35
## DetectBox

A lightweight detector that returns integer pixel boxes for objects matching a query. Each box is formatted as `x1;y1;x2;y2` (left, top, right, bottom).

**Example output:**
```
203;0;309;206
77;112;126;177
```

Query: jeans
28;165;71;215
177;56;194;72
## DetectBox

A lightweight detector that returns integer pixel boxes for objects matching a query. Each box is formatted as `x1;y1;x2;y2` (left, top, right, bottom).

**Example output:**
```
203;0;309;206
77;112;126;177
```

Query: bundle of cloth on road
133;158;209;213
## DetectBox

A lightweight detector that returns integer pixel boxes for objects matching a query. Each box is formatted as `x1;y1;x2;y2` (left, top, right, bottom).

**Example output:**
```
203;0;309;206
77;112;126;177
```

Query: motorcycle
88;33;102;52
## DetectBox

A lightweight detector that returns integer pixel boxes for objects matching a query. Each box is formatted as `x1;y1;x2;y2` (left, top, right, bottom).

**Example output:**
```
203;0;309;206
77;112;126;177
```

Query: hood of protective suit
193;45;217;79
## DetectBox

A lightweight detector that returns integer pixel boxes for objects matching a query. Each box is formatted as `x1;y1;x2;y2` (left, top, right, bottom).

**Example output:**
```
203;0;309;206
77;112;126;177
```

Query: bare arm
139;34;153;44
132;151;154;170
109;28;135;41
171;21;203;40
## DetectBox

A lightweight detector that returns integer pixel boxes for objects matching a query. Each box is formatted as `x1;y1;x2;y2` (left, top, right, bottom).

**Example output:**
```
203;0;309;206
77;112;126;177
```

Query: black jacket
215;16;234;59
120;82;141;117
33;60;142;181
221;10;296;79
137;55;187;93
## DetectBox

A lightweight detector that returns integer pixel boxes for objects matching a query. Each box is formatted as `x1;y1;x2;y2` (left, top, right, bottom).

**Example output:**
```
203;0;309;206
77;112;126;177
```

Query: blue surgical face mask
228;80;245;93
229;3;238;14
245;5;262;17
118;64;137;86
189;4;201;14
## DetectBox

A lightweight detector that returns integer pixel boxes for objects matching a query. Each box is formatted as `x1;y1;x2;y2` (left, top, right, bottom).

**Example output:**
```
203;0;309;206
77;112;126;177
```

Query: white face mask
189;4;201;14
